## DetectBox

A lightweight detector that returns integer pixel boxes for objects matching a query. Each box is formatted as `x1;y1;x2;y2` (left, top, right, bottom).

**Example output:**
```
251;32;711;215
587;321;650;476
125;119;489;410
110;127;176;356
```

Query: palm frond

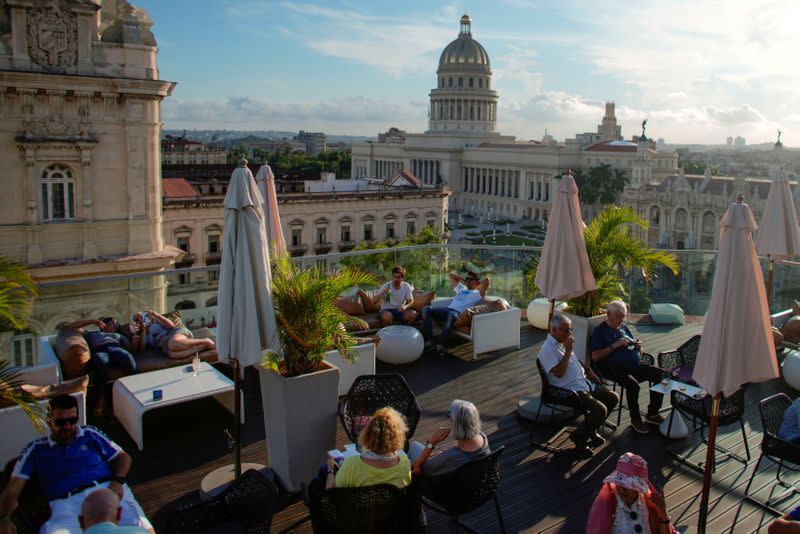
0;359;48;432
0;257;37;331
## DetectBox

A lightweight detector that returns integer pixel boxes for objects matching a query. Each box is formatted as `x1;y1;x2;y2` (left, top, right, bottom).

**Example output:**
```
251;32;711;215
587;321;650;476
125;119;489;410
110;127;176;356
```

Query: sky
136;0;798;145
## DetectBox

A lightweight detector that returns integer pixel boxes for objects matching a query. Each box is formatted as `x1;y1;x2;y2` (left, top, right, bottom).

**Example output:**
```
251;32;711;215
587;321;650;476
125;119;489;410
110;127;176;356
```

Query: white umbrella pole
232;356;242;479
698;394;720;534
766;257;775;310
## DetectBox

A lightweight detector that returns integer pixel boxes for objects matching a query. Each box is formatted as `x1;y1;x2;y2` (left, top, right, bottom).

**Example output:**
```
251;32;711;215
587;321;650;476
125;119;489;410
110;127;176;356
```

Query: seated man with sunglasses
421;271;489;356
0;395;152;534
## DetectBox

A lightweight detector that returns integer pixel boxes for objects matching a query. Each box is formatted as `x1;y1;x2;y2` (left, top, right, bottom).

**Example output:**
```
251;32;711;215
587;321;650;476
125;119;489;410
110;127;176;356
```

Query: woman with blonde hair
325;407;412;489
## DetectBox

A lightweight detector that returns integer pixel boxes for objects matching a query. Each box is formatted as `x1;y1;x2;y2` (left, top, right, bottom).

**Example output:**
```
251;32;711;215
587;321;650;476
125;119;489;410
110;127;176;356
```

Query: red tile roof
162;178;198;198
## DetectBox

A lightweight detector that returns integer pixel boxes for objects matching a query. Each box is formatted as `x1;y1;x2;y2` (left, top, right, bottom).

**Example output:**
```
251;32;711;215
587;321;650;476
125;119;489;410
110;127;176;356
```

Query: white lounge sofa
431;296;522;360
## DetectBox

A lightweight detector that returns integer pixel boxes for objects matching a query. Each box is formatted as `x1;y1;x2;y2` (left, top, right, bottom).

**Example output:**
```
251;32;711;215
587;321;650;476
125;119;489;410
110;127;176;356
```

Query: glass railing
24;245;800;342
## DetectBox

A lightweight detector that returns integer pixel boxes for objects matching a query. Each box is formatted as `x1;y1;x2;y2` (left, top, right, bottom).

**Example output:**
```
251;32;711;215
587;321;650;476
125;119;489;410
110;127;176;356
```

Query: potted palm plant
563;206;679;362
259;255;377;492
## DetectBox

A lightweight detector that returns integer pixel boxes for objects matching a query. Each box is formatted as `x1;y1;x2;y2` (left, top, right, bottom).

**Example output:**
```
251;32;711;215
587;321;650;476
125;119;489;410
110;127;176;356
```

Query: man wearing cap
422;271;489;356
587;452;673;533
0;395;152;534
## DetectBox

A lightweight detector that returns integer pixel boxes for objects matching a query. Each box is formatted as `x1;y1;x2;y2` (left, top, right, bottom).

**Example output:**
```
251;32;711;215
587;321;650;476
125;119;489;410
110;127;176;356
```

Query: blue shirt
85;331;129;353
779;398;800;443
85;523;149;534
789;504;800;521
448;282;483;313
12;426;122;501
590;321;641;373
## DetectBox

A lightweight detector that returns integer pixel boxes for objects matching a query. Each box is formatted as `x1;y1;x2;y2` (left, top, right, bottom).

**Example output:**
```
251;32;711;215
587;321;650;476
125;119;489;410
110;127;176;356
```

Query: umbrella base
200;462;267;501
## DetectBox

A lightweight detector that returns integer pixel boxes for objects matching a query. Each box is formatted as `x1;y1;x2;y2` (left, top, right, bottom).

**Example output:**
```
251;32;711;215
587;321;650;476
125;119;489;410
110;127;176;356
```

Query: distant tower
428;14;498;134
630;142;652;188
597;101;622;141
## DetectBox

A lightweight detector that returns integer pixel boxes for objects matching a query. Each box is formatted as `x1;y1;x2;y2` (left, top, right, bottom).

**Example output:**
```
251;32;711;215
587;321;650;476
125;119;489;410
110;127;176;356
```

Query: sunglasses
53;416;79;427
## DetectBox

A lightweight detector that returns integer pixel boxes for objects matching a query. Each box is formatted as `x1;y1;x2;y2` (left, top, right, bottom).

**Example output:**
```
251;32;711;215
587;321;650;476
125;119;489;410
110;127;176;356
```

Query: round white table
526;298;567;329
376;325;424;365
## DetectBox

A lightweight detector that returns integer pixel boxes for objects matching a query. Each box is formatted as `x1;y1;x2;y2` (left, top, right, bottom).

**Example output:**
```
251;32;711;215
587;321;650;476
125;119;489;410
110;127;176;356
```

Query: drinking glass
192;354;201;376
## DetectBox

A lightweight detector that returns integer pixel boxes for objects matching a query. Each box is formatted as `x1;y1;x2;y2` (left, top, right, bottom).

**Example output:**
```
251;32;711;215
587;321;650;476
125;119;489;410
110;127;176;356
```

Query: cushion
453;298;508;334
358;290;381;314
334;295;365;316
410;290;435;313
55;327;91;379
783;316;800;343
649;303;686;325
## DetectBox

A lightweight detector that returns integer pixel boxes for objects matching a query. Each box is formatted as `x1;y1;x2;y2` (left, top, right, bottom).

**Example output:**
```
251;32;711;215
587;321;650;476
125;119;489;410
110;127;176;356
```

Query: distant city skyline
139;1;799;145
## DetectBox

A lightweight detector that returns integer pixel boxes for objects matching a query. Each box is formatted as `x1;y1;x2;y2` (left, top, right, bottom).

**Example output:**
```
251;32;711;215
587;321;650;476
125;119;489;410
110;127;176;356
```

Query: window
178;273;191;285
479;79;483;88
177;236;190;252
448;77;453;87
208;269;218;282
386;222;395;239
364;223;373;241
458;77;463;87
427;219;435;228
41;164;75;222
11;334;36;367
291;228;302;247
469;77;474;88
207;234;219;253
341;225;351;242
650;207;660;225
406;221;416;235
316;228;327;244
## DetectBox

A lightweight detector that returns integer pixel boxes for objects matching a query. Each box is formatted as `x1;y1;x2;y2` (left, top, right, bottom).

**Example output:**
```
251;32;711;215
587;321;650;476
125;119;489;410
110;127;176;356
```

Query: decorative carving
27;4;78;73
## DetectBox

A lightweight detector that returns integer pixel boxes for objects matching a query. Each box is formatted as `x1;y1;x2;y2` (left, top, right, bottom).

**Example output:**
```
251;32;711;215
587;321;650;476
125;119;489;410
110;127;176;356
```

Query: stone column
79;145;97;259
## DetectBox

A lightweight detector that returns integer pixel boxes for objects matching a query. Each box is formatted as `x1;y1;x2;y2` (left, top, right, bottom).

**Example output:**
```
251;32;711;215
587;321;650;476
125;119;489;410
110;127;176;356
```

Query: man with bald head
79;489;149;533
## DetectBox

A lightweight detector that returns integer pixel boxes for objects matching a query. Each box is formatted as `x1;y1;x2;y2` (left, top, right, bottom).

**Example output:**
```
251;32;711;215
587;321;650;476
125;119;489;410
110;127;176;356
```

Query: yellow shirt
335;454;411;489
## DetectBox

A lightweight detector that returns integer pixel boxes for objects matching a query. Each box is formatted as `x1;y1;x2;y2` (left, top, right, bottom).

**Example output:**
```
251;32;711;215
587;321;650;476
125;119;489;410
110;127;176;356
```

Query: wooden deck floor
79;321;800;532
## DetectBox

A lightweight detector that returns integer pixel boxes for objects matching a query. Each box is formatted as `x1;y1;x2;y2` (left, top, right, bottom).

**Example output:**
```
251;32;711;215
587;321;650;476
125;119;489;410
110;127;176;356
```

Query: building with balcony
350;14;678;225
0;0;177;338
161;134;226;165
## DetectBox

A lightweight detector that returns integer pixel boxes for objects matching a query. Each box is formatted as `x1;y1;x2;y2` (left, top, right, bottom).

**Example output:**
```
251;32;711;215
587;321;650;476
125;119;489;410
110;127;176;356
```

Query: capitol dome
438;14;491;72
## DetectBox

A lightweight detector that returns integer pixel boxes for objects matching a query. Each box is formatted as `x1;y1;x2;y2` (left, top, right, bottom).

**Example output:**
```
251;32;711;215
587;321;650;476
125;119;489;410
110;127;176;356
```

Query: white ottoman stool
526;298;567;330
376;325;424;365
782;350;800;390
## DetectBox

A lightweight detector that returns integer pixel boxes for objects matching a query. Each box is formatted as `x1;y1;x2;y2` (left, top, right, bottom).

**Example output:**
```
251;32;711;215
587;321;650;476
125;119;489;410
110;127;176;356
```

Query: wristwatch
425;440;435;450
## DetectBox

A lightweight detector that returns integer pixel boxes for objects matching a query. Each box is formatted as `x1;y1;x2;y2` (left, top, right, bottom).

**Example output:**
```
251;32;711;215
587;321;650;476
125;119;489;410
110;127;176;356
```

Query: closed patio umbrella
755;167;800;308
693;196;779;533
255;163;287;257
534;171;596;322
216;159;278;480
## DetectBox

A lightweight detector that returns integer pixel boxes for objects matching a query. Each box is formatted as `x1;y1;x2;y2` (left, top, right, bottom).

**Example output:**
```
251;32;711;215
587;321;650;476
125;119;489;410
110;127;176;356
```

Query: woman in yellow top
325;407;412;489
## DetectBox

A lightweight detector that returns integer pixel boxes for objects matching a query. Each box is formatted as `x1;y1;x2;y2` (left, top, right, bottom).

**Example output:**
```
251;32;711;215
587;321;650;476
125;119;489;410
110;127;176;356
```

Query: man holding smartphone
590;300;665;434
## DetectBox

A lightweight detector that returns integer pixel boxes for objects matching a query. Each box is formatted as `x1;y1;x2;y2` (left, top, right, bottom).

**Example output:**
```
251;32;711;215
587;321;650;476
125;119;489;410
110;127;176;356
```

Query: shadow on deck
90;321;798;533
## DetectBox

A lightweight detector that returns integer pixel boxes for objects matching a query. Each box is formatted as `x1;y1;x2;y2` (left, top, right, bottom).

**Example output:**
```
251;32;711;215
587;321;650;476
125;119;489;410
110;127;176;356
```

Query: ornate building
350;14;678;224
0;0;176;340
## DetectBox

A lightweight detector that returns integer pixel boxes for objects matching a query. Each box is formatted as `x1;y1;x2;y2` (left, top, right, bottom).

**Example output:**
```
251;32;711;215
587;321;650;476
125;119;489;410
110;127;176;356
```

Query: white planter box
324;343;376;396
258;361;340;492
563;313;606;364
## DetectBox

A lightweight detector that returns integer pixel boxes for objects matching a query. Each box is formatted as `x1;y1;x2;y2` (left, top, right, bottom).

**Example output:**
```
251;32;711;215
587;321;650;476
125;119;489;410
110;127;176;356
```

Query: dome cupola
438;13;491;73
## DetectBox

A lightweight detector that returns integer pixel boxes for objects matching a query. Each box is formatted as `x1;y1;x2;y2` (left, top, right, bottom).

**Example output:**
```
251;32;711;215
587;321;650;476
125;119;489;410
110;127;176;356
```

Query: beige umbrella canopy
692;198;778;533
217;161;277;477
755;167;800;306
255;164;287;257
534;172;596;307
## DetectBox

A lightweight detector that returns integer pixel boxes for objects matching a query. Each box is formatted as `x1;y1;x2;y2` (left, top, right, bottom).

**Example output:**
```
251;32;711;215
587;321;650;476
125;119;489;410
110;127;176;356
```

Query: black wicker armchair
309;484;412;534
745;393;800;514
419;446;507;534
591;351;656;427
165;469;279;534
657;335;701;385
338;374;421;449
529;359;590;454
667;387;749;473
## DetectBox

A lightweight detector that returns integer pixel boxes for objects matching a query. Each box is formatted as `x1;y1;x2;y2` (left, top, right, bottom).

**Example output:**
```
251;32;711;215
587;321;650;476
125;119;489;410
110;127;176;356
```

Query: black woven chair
591;351;656;427
657;335;701;385
419;446;506;534
745;393;800;514
530;359;590;454
338;374;421;449
165;469;279;534
309;484;412;534
667;387;749;473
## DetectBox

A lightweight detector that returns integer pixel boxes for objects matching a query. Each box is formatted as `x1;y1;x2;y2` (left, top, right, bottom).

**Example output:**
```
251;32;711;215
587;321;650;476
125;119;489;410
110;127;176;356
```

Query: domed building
428;15;498;134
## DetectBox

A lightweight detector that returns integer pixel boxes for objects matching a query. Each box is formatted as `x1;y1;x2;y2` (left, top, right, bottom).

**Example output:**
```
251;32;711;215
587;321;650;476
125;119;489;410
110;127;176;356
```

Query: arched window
478;79;483;88
448;77;453;87
206;297;218;307
41;164;75;221
675;209;687;229
175;300;197;310
702;211;716;233
469;77;474;88
458;77;463;87
650;206;660;225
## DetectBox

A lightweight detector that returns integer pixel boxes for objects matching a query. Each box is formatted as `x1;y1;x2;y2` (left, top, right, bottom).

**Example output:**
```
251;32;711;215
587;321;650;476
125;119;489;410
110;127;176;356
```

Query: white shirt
537;334;591;393
379;281;413;310
448;282;483;313
611;489;652;534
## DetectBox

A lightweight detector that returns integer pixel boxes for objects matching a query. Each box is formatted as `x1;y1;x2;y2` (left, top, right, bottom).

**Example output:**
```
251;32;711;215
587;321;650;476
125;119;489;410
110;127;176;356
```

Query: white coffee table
376;325;424;364
650;379;705;439
113;362;243;450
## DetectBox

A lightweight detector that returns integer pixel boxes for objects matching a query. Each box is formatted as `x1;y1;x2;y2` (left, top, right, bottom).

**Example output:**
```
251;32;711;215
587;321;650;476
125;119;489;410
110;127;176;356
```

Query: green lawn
455;224;477;229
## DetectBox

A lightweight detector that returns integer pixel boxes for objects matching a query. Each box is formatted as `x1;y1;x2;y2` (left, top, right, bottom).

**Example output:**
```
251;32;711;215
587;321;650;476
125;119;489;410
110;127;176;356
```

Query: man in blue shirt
778;397;800;443
590;300;665;434
0;395;152;534
422;271;489;356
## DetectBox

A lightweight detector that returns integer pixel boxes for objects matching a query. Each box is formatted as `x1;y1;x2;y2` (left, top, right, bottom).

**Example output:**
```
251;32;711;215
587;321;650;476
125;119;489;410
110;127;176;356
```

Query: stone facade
0;1;175;344
161;136;226;165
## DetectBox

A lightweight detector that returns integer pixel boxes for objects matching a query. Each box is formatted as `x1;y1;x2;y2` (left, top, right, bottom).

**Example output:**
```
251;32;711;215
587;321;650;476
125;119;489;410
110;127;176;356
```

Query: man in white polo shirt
421;271;489;356
537;314;618;458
